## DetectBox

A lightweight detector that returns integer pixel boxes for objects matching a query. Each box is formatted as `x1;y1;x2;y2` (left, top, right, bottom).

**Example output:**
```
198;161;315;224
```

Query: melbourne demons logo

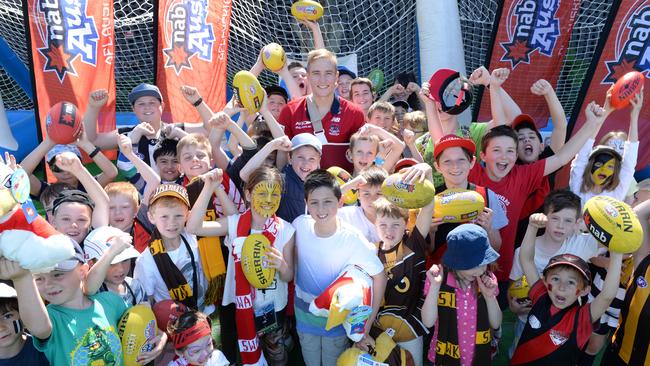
500;0;561;68
603;3;650;84
34;0;99;82
163;0;215;75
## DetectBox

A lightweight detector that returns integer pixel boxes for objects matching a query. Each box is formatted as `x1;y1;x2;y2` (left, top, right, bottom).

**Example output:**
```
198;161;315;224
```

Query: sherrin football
433;188;485;223
610;71;644;109
381;173;435;209
241;233;275;289
262;43;286;72
327;166;358;205
291;0;324;21
232;70;264;115
582;195;642;253
46;101;83;144
117;304;158;366
508;275;530;300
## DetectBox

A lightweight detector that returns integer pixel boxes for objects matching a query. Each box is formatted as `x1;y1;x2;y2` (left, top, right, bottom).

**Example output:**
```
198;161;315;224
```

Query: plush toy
0;157;73;271
310;265;374;342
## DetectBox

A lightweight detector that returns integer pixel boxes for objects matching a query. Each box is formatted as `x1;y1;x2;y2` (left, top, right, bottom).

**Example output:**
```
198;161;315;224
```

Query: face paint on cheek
12;319;22;334
547;283;553;292
251;181;281;218
591;155;616;185
575;289;581;296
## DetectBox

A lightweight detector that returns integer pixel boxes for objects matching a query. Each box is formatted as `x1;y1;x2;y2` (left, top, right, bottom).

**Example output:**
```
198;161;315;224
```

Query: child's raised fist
490;68;510;88
88;89;109;108
55;152;82;172
426;264;443;289
202;168;224;190
470;66;491;86
0;257;29;281
272;136;293;152
180;85;201;105
528;213;548;229
477;271;498;298
208;112;230;131
530;79;553;96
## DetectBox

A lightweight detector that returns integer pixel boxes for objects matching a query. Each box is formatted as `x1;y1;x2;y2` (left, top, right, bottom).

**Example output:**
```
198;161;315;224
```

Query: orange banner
26;0;116;138
156;0;232;123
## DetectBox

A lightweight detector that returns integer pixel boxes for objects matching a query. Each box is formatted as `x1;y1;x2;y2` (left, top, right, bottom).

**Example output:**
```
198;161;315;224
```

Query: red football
610;71;644;109
46;101;82;144
152;300;188;334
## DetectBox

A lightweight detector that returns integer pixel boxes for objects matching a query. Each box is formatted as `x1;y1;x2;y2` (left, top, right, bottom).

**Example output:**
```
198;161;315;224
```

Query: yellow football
291;0;324;21
232;70;264;114
508;276;530;300
241;233;276;289
117;304;158;366
381;173;435;209
262;43;286;72
583;195;643;253
327;166;358;205
433;188;485;223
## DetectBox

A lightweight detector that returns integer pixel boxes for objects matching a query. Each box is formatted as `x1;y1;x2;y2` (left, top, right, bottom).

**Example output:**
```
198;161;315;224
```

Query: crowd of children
1;19;650;366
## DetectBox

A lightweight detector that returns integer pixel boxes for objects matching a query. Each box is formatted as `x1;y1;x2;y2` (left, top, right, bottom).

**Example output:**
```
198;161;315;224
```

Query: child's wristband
193;97;203;107
374;156;385;166
88;147;101;158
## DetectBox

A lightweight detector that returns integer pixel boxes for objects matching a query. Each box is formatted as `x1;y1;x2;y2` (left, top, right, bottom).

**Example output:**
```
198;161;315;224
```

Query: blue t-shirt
0;335;48;366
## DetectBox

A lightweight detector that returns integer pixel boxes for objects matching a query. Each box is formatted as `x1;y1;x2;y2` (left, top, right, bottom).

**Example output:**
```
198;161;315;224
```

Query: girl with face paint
185;166;296;365
569;91;641;210
567;90;641;364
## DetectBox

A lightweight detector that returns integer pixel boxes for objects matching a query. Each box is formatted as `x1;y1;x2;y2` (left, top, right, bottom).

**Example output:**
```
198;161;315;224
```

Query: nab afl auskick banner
156;0;232;123
25;0;116;139
570;0;650;169
477;0;581;127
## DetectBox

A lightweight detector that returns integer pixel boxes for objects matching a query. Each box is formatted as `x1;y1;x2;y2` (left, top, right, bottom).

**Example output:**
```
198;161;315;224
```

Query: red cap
428;69;458;102
543;253;591;285
394;158;419;172
511;114;538;131
433;134;476;159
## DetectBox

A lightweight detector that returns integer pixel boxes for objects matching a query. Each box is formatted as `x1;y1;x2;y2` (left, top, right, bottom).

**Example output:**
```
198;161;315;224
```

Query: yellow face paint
591;157;616;185
251;181;281;218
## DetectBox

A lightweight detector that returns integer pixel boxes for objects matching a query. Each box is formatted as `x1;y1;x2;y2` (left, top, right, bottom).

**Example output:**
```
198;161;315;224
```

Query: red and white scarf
234;210;279;365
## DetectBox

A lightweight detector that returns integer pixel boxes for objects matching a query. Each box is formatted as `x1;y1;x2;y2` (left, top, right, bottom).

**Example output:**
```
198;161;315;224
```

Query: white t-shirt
337;205;380;243
510;233;599;281
222;214;295;312
133;231;213;314
292;214;384;301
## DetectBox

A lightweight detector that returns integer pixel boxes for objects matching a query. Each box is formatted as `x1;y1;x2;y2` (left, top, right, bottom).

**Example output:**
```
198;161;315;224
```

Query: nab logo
500;0;561;68
163;0;215;75
603;5;650;84
36;0;99;82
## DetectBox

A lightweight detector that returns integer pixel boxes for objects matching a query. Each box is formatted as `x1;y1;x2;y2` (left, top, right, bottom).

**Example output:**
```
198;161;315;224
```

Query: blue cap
46;144;82;163
442;224;499;270
128;83;163;105
338;66;357;79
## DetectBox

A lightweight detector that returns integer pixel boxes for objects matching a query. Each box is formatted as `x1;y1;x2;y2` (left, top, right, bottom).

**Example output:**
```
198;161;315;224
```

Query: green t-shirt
423;122;489;187
34;292;128;366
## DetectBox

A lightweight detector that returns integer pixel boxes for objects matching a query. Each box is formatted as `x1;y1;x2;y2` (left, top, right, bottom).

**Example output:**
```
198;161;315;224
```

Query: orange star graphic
501;39;533;67
164;43;192;74
39;42;75;81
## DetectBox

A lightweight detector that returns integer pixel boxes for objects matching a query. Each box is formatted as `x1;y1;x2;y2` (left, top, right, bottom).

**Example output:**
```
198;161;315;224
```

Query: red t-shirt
468;160;546;281
278;95;365;142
